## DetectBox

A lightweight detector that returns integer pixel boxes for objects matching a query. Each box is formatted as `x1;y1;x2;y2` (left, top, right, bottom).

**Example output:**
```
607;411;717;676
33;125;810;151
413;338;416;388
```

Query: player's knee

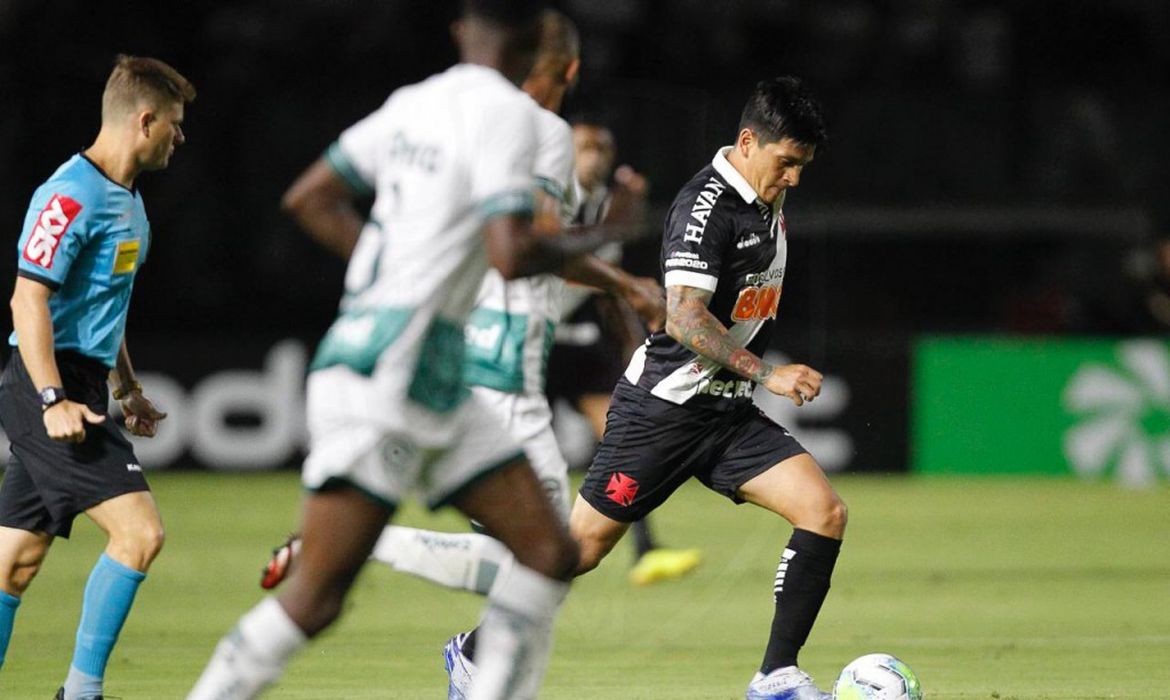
133;522;165;565
5;559;44;595
790;493;847;539
572;534;611;576
568;514;623;576
573;547;601;576
143;523;166;561
300;594;344;637
280;581;347;638
108;522;165;571
0;539;50;594
821;496;848;538
553;535;580;581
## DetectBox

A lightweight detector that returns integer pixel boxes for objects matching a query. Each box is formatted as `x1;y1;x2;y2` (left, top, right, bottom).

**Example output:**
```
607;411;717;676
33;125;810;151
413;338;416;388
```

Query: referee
0;55;194;700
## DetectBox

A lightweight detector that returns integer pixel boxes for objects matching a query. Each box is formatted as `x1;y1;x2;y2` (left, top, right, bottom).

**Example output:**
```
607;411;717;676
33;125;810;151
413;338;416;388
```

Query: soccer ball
832;653;922;700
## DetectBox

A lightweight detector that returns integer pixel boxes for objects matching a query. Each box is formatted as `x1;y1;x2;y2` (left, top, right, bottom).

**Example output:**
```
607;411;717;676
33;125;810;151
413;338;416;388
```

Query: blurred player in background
187;2;640;699
255;10;666;698
549;119;702;585
0;55;191;700
569;77;844;700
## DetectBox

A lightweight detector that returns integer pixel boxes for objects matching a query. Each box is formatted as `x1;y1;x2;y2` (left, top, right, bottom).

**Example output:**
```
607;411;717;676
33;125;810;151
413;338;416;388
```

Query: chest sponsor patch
731;284;782;322
22;194;83;269
113;238;141;274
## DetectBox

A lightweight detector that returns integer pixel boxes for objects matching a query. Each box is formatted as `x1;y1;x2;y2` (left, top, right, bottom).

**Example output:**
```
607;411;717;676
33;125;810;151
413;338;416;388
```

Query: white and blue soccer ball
832;653;923;700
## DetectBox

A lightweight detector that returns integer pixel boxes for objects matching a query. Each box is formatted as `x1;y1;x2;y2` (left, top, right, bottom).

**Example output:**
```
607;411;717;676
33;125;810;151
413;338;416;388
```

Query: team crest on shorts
605;472;639;507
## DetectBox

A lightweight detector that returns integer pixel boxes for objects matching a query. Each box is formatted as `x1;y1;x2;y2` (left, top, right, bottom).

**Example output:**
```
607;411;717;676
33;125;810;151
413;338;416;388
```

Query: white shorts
471;386;569;521
303;368;523;509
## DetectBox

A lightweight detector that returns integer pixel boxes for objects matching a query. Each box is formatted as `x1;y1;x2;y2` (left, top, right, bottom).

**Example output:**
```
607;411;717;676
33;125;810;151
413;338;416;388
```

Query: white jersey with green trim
308;63;538;442
464;101;577;396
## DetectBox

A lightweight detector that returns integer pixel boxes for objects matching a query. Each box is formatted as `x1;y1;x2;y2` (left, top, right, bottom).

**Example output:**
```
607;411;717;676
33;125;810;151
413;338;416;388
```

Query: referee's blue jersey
9;153;151;368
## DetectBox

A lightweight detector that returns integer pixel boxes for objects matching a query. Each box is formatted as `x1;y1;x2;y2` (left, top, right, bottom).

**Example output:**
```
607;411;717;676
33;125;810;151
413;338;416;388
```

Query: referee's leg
55;492;164;698
0;526;54;595
0;525;53;670
85;491;165;572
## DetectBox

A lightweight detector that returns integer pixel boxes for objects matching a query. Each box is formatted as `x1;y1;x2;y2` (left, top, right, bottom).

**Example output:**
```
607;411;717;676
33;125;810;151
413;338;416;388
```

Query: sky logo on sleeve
23;194;82;269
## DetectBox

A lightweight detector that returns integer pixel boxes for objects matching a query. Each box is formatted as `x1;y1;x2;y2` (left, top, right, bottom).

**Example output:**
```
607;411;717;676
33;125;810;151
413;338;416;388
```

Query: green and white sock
186;597;306;700
371;525;511;595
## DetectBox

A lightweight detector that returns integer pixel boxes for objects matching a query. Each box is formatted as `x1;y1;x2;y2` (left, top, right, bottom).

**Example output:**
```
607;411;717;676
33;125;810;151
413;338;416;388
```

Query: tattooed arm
664;285;823;406
666;286;773;382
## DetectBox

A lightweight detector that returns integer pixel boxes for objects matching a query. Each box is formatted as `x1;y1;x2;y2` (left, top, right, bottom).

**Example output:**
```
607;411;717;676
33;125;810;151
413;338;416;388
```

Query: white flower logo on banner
1063;340;1170;486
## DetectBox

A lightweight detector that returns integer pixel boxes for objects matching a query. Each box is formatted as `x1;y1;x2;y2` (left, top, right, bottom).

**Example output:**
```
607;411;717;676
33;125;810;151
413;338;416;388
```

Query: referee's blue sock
0;589;20;670
63;554;146;700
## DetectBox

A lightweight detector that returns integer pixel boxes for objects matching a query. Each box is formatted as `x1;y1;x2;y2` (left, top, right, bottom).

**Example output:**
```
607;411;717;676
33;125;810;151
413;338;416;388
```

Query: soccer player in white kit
186;3;610;699
253;13;663;698
258;11;659;592
363;16;665;697
366;8;662;575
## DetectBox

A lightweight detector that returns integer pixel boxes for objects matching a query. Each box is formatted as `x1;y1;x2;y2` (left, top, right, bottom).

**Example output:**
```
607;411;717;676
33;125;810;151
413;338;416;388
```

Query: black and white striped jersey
622;147;787;412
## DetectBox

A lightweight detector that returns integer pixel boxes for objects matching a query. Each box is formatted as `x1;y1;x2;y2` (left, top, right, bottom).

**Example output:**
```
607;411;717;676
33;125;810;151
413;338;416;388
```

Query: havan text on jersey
683;177;727;243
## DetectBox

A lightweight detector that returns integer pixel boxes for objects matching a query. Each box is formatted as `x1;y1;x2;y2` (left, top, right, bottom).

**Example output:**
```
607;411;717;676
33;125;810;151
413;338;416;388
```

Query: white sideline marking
872;635;1170;648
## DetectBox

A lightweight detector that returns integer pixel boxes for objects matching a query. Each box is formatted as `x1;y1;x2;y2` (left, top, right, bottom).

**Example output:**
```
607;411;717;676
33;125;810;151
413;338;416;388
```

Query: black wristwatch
39;386;67;411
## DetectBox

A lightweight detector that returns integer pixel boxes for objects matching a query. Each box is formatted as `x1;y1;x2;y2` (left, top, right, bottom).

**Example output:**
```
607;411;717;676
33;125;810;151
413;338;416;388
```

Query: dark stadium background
2;0;1169;475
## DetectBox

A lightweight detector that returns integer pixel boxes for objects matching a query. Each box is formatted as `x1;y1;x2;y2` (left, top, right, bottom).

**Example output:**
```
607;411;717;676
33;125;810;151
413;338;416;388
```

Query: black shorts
0;350;147;538
579;379;807;522
547;296;627;403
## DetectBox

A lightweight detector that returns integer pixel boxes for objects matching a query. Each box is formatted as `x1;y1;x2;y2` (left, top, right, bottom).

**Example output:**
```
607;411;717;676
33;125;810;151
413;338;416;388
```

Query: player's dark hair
102;54;196;119
533;9;579;84
738;76;827;148
463;0;546;26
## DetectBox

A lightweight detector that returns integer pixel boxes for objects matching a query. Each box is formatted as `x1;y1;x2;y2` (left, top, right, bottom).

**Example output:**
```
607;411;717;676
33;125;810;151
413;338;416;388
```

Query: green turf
2;472;1167;699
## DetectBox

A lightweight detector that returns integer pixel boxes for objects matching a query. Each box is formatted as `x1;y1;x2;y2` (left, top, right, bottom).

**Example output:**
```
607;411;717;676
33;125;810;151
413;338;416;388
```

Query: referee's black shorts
0;349;147;538
579;379;807;522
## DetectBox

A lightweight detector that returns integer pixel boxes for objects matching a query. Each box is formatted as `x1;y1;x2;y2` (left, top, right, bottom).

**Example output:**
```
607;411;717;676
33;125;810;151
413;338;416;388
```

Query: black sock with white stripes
760;528;842;674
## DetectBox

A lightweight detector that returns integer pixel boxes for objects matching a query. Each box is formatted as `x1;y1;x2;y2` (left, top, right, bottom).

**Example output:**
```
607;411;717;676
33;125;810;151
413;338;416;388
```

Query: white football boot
443;632;478;700
745;666;832;700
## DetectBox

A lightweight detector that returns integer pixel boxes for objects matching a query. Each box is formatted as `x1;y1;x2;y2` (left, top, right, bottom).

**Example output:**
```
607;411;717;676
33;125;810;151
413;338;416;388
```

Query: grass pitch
1;471;1167;699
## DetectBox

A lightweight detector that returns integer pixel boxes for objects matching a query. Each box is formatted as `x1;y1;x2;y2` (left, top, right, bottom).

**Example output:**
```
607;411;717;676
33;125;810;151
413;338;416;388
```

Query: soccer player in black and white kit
570;77;844;700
